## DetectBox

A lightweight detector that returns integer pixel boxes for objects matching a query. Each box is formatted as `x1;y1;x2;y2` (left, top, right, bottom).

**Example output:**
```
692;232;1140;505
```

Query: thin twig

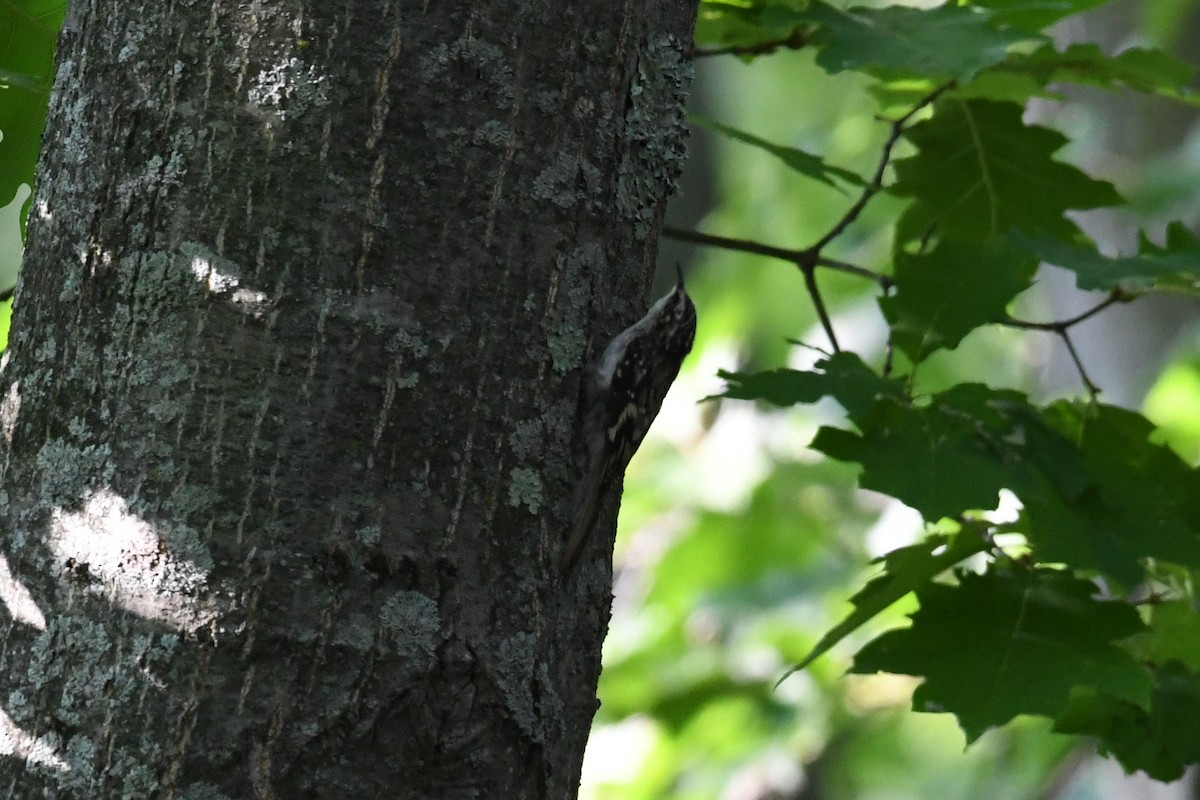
663;226;802;264
881;285;895;378
661;226;891;288
800;263;840;352
1059;329;1100;399
810;82;954;253
661;225;881;351
1001;289;1130;331
817;256;894;289
690;30;810;59
999;288;1132;394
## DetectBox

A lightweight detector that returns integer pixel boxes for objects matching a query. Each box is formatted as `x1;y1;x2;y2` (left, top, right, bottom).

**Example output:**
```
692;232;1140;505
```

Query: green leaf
1013;43;1195;98
950;69;1059;104
780;524;991;681
880;236;1038;362
1022;402;1200;585
0;1;66;212
799;1;1039;82
954;43;1196;105
967;0;1115;33
1122;602;1200;673
1012;223;1200;292
809;386;1200;586
690;114;866;189
852;567;1151;742
718;351;903;420
1055;662;1200;781
890;99;1122;243
694;1;810;57
811;389;1021;522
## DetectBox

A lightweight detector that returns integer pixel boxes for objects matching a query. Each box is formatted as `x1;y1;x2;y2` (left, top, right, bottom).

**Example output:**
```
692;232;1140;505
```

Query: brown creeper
561;266;697;576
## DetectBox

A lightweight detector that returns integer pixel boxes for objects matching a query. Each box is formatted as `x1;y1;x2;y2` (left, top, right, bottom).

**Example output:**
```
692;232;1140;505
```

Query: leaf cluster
686;0;1200;782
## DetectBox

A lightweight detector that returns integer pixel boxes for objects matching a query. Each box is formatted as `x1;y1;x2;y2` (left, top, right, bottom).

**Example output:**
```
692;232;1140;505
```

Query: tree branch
1000;289;1137;397
1000;289;1131;332
664;83;1133;394
664;85;957;352
690;30;810;59
800;262;840;352
809;82;954;253
1059;328;1100;399
663;225;801;263
662;226;892;288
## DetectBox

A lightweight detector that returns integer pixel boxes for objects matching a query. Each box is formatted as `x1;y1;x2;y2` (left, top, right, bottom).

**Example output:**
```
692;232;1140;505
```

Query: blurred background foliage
588;1;1200;798
0;0;66;348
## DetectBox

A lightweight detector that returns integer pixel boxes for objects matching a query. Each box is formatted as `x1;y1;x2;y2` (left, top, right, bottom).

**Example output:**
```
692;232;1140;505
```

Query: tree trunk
0;1;697;796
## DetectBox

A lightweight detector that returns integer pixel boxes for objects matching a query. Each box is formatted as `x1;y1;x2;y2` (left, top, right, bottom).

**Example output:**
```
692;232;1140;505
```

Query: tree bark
0;1;697;796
